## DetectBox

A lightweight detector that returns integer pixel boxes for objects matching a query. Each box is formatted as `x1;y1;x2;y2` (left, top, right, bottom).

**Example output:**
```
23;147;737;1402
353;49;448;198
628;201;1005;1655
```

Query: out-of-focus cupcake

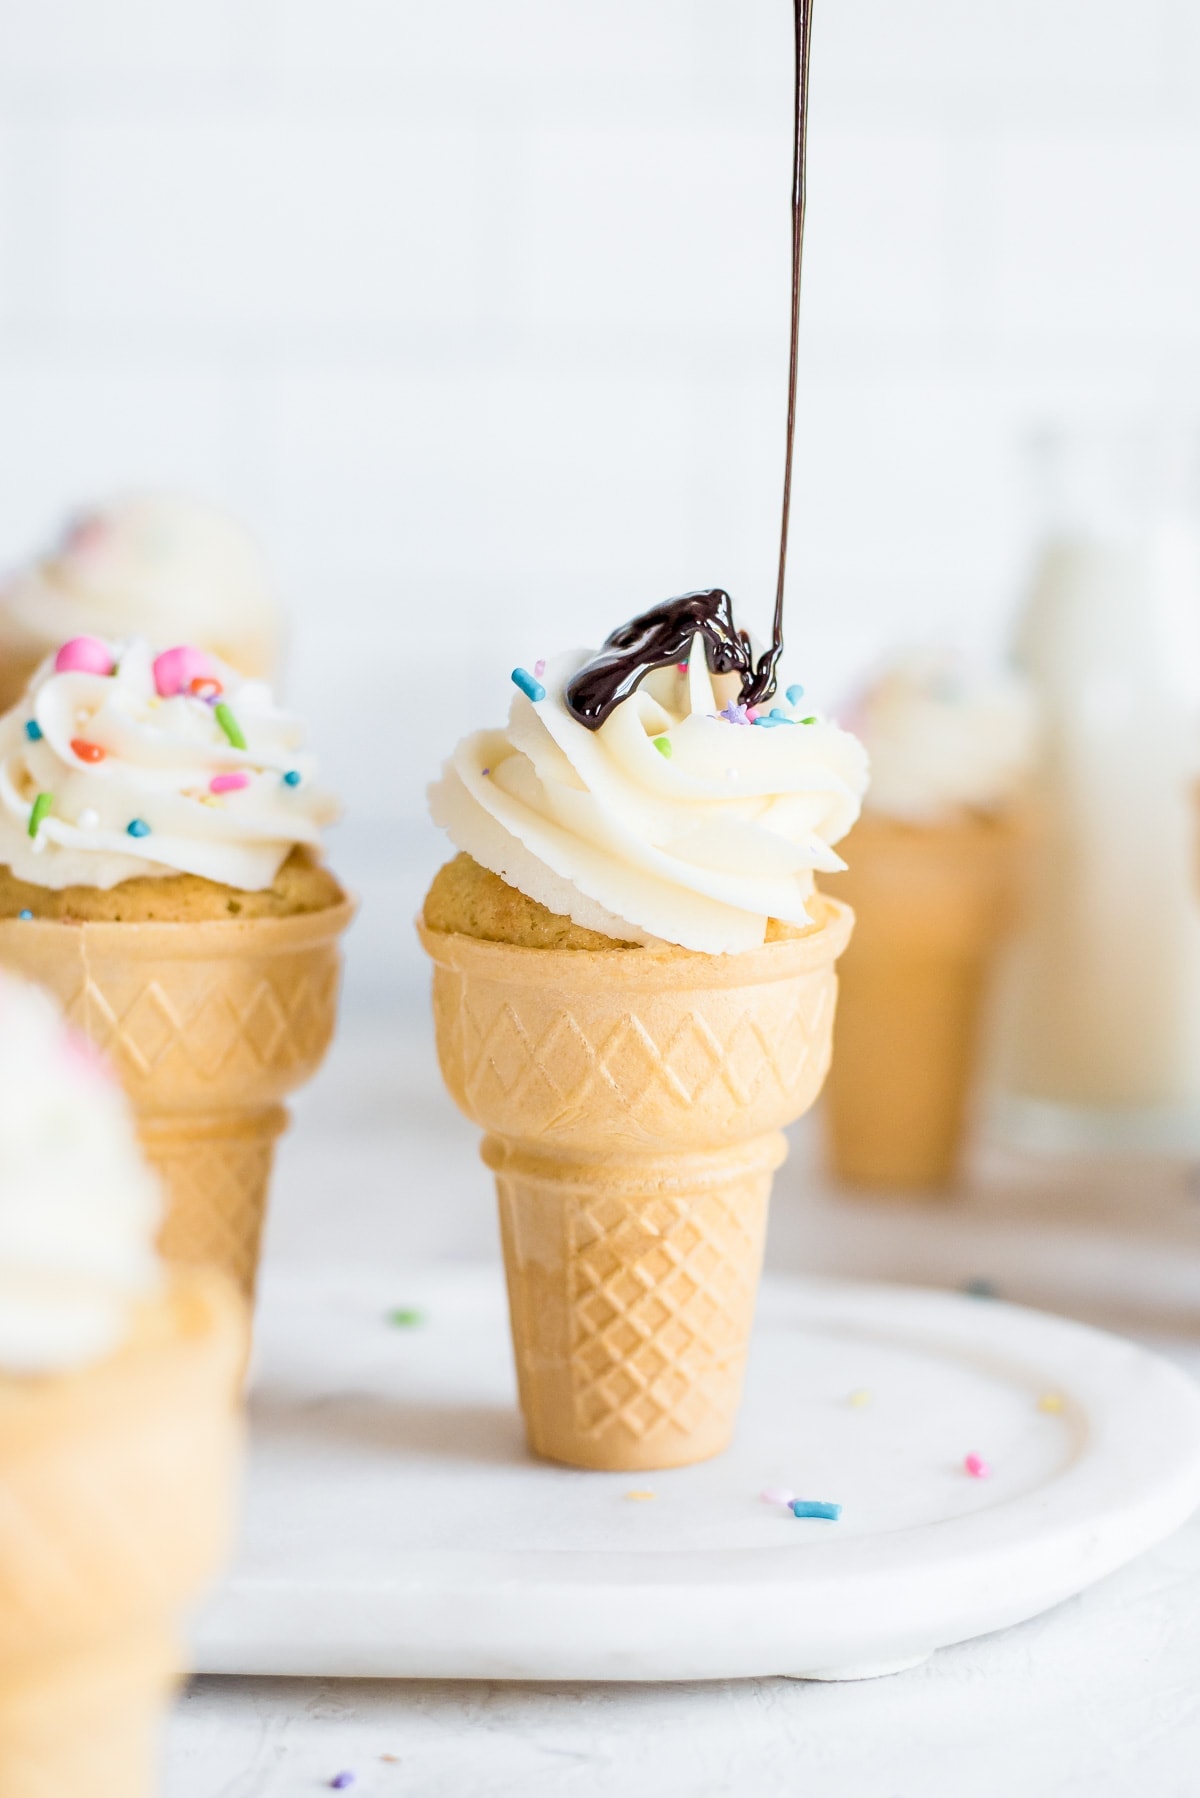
0;494;282;715
0;634;354;1298
822;651;1036;1191
0;970;243;1794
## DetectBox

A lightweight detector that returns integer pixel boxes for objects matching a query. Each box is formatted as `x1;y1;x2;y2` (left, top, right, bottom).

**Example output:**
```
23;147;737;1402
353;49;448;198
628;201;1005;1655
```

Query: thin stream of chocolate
565;0;814;730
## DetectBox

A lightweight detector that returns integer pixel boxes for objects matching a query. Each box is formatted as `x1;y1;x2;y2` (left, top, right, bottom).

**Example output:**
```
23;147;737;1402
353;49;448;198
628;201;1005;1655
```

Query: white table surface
165;1011;1200;1798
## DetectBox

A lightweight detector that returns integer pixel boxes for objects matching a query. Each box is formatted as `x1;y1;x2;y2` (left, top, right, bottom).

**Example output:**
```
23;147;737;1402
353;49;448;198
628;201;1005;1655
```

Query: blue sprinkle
126;818;151;838
282;770;302;787
768;708;794;722
511;667;546;703
752;715;782;728
330;1775;356;1791
24;720;42;741
18;910;32;921
791;1499;841;1521
786;684;805;705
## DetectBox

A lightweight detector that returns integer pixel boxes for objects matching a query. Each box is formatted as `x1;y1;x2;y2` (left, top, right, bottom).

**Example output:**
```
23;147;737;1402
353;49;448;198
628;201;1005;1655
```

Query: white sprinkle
78;808;100;830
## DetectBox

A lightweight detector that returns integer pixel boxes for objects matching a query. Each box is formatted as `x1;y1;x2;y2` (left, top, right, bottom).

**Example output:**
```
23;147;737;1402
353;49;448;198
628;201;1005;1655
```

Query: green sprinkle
801;715;817;725
653;736;672;758
214;702;246;750
386;1307;424;1329
28;792;52;838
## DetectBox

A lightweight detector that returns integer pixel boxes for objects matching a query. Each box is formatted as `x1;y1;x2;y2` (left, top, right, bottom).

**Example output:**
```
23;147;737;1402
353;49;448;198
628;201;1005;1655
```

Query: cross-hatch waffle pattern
446;966;836;1150
147;1111;285;1296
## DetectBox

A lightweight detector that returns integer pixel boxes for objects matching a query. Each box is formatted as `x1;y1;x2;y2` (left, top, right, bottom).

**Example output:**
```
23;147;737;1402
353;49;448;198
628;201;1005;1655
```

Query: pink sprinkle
677;661;689;673
54;635;114;677
534;659;546;678
209;772;249;795
964;1453;991;1479
154;644;213;699
760;1486;796;1506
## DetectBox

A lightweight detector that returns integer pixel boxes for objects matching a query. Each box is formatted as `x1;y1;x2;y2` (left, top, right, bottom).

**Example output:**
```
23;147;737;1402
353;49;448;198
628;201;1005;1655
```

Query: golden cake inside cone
820;810;1020;1190
422;615;867;1472
0;1275;245;1798
0;969;244;1797
0;633;350;1299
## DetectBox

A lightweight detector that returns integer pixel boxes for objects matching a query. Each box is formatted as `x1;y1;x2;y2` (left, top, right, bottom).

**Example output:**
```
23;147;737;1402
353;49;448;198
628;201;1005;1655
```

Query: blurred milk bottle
997;423;1200;1138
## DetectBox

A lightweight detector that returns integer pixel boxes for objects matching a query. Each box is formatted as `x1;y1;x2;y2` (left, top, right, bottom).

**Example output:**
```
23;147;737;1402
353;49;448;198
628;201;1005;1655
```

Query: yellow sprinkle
1038;1392;1065;1414
848;1389;871;1409
199;794;222;807
625;1489;656;1502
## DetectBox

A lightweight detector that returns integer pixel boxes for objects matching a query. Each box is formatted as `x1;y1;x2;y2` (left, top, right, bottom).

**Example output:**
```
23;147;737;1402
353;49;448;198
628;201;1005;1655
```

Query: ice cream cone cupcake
822;653;1035;1191
0;635;352;1298
0;971;243;1797
0;494;282;714
422;609;866;1470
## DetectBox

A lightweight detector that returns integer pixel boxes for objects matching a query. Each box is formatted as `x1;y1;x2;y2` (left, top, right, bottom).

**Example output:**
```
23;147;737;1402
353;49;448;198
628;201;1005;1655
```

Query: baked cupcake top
430;605;867;956
0;493;282;678
0;636;337;892
0;971;160;1373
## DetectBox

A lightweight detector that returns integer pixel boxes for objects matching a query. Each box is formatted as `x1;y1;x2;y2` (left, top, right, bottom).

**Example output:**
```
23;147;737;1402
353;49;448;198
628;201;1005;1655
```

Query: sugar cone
419;898;853;1471
0;901;354;1296
0;1270;244;1798
820;811;1019;1191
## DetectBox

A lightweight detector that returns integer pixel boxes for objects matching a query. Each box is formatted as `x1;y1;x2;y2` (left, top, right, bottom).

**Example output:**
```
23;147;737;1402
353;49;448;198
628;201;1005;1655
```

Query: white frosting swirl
0;493;281;679
854;652;1036;825
0;639;336;891
430;637;868;954
0;972;160;1373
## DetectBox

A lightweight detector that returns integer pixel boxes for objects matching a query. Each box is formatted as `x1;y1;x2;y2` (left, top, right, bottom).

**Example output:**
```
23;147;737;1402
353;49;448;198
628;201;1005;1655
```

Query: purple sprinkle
330;1776;356;1791
481;768;490;777
534;658;546;678
718;702;751;727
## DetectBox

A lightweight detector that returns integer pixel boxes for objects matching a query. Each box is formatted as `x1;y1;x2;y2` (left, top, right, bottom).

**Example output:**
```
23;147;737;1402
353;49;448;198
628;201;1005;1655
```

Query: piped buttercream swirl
430;637;868;954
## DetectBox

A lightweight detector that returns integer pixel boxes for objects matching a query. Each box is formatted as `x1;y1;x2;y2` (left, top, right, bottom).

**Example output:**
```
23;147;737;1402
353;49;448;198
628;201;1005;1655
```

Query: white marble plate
192;1265;1200;1682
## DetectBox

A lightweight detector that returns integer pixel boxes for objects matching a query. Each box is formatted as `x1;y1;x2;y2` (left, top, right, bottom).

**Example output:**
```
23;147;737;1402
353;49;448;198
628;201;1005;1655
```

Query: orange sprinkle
70;739;105;763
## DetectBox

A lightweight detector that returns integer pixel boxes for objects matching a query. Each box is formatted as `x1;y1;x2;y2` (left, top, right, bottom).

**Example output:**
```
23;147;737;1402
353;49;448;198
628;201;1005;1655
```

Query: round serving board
192;1264;1200;1682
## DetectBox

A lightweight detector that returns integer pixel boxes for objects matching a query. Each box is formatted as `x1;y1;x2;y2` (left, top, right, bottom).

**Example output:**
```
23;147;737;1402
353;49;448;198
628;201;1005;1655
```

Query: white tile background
0;0;1198;1002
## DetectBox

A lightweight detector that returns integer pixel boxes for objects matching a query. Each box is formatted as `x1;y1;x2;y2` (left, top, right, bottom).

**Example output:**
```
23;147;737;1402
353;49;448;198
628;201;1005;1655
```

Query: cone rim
417;893;853;992
0;893;356;960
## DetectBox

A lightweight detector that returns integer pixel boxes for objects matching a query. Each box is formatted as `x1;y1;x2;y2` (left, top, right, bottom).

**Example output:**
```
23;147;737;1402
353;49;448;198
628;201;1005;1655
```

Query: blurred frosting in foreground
430;634;867;955
0;494;282;702
0;636;336;892
853;651;1036;825
0;972;160;1372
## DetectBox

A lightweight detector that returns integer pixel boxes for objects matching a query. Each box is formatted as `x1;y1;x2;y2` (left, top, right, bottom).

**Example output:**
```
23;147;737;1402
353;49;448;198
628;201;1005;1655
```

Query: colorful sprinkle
718;702;751;726
768;708;793;722
330;1776;356;1791
534;659;546;678
210;771;249;795
481;768;490;777
189;675;223;702
786;684;805;704
511;667;546;703
800;715;817;724
1038;1392;1065;1414
214;702;246;750
964;1453;991;1479
18;910;32;921
760;1486;796;1506
28;793;52;838
791;1499;841;1521
126;818;151;838
386;1307;424;1328
153;645;212;699
963;1278;999;1300
55;636;114;677
625;1490;656;1502
69;738;105;764
24;720;42;741
752;715;783;727
848;1389;871;1409
653;736;672;758
282;770;302;787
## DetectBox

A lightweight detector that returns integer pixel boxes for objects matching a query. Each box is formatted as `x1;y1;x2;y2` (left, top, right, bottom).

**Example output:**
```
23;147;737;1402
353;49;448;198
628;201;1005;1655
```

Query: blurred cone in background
0;903;355;1299
822;811;1020;1190
0;494;283;714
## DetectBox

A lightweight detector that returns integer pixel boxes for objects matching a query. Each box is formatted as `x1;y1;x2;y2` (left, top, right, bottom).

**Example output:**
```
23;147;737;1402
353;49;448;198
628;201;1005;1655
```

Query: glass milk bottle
997;423;1200;1144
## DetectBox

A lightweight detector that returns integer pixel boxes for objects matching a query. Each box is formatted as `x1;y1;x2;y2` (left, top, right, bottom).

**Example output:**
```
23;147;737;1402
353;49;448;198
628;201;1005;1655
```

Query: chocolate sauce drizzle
565;0;814;731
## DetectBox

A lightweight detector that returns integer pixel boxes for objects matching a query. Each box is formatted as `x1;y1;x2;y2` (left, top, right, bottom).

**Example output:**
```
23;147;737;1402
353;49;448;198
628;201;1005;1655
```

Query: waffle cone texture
0;901;354;1295
0;1271;244;1798
821;812;1019;1191
420;897;853;1471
